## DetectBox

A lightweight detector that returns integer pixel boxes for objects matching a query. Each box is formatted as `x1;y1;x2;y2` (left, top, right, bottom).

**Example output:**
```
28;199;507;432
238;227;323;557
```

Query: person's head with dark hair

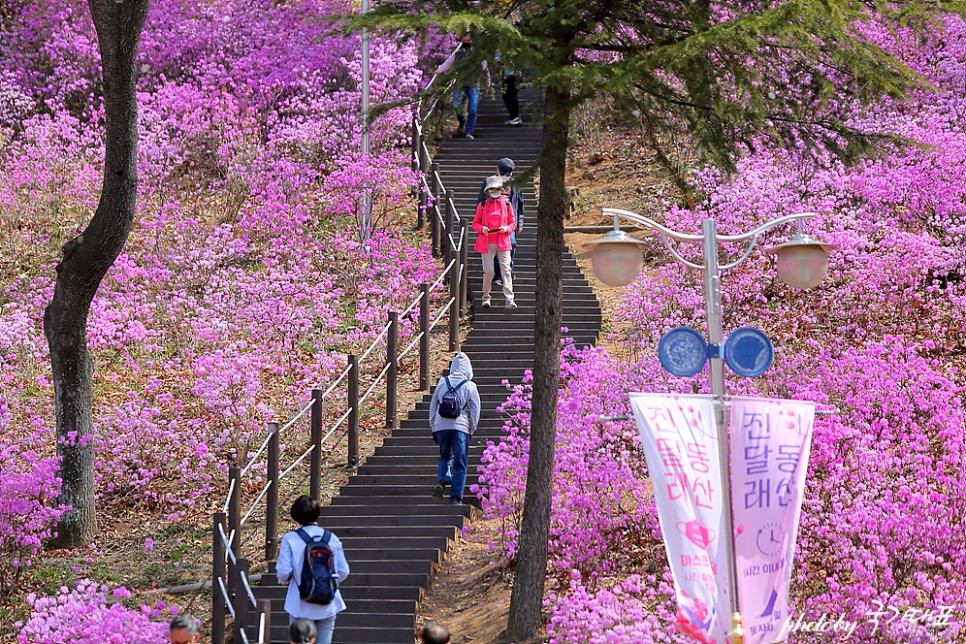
169;614;200;644
289;618;318;643
290;495;321;526
420;622;451;644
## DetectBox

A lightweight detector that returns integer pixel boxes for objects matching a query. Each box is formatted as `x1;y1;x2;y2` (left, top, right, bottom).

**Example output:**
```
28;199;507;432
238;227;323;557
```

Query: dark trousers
502;75;519;119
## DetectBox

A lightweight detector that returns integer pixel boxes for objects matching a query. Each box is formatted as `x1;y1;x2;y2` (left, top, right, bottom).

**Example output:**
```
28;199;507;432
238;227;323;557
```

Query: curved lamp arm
602;208;818;271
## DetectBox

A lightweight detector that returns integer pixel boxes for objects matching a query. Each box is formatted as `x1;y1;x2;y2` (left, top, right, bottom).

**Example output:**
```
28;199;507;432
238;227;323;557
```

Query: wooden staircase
251;90;602;643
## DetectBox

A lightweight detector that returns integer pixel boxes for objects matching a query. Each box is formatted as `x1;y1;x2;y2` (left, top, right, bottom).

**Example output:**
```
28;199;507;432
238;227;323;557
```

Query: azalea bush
16;582;171;643
0;0;447;609
476;12;966;644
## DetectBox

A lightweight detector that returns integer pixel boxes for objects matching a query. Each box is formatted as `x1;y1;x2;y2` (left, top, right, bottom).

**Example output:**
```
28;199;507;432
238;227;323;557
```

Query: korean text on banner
629;393;730;644
730;397;815;644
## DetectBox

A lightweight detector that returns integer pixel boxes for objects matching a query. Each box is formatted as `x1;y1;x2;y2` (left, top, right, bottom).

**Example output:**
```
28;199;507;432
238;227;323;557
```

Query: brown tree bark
44;0;150;548
505;80;572;640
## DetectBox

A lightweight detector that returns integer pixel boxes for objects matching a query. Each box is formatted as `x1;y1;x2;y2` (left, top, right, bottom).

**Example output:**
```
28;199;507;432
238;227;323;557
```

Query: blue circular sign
724;327;774;377
658;327;708;377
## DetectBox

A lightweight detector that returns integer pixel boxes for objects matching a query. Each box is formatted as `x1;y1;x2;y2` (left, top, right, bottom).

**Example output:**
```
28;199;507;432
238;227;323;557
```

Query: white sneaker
482;298;491;308
464;133;475;140
505;117;523;126
505;299;517;310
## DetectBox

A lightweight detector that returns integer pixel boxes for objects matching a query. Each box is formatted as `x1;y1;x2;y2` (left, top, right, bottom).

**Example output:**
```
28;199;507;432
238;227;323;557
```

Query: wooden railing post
309;388;322;500
212;512;227;644
235;558;250;642
431;162;441;257
417;175;427;229
348;354;359;466
265;422;279;562
255;599;271;644
386;311;398;429
449;227;460;352
227;467;241;603
419;283;430;390
460;222;469;314
443;189;453;278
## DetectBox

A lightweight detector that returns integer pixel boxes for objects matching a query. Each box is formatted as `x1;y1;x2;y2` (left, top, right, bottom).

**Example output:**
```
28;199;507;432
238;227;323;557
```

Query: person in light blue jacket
429;352;480;504
275;496;350;644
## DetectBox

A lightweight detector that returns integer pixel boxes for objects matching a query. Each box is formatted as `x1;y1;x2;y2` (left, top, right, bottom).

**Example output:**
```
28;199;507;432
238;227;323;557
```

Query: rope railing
212;60;471;643
358;319;394;365
359;361;393;407
430;298;456;332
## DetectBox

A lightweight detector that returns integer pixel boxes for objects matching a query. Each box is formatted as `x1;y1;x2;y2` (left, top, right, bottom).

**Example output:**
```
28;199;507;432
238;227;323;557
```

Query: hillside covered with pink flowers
1;1;965;643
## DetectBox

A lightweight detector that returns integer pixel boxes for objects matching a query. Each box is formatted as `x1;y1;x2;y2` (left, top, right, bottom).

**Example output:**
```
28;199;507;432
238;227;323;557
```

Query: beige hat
484;175;504;191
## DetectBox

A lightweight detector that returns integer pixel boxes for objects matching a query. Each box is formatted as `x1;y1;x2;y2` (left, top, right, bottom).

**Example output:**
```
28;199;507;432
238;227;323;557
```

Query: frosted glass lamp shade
583;231;649;287
768;235;833;289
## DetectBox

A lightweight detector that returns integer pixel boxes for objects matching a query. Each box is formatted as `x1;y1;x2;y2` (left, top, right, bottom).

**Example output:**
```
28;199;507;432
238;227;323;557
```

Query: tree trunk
506;81;572;640
44;0;150;548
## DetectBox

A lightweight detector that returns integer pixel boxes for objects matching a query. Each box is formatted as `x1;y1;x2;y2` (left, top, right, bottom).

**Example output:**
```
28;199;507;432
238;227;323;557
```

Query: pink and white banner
729;397;815;643
630;393;731;643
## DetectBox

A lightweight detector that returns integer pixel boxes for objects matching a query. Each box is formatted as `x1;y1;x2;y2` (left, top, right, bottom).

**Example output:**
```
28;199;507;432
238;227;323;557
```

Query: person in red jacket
472;175;517;309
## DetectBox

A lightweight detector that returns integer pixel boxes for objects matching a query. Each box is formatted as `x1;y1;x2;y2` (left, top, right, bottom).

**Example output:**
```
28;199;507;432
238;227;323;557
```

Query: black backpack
438;376;468;419
295;528;338;605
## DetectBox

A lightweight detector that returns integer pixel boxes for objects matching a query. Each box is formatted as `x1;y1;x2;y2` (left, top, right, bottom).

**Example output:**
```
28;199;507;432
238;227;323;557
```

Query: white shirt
275;525;349;619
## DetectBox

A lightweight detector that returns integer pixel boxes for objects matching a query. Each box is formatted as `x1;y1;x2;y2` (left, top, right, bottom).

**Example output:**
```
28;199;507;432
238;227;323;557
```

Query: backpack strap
451;379;468;392
296;527;313;544
296;527;330;544
444;375;453;391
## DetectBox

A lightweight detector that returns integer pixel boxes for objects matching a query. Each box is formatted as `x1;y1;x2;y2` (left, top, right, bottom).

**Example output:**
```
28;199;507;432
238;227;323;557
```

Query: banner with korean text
730;397;815;644
630;393;730;643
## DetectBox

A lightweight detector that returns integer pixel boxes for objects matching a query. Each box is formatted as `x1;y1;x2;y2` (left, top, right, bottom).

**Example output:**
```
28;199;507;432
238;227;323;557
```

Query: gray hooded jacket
429;352;481;435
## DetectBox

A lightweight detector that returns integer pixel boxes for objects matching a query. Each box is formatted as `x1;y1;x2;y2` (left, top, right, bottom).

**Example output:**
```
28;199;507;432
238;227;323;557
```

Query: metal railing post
420;283;430;390
386;311;398;429
235;558;250;642
265;422;279;562
348;354;359;466
460;222;469;314
310;388;322;500
212;512;226;644
227;467;241;603
449;228;460;352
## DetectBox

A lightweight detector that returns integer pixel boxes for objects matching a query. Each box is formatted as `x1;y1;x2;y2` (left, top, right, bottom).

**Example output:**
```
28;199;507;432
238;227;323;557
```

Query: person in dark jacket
429;353;481;504
476;157;524;285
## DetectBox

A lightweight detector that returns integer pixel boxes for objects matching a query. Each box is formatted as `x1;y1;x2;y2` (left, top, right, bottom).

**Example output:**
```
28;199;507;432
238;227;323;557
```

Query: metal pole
348;354;359;466
420;283;430;390
265;422;279;562
459;222;469;314
361;0;369;158
700;217;742;643
386;311;398;429
212;512;226;644
227;467;241;604
310;388;322;500
449;228;460;352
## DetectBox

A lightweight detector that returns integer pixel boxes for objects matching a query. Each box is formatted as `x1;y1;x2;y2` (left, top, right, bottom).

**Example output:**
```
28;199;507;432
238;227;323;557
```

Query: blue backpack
438;376;468;419
295;528;338;605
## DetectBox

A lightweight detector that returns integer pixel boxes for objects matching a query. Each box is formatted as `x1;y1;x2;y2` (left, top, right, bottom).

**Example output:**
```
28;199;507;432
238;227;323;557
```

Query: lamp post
584;208;832;643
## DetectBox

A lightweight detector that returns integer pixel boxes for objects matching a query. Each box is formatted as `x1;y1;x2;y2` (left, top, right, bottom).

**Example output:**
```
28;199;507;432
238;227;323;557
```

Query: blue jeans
494;232;517;282
453;85;479;135
289;615;336;644
436;430;469;500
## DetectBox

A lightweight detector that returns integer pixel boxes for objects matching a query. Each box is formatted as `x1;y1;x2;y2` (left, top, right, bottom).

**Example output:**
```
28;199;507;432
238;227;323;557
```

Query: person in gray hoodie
429;352;481;504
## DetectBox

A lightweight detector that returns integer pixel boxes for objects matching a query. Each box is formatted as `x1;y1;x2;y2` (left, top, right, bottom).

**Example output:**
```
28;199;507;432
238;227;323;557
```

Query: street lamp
583;207;833;643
